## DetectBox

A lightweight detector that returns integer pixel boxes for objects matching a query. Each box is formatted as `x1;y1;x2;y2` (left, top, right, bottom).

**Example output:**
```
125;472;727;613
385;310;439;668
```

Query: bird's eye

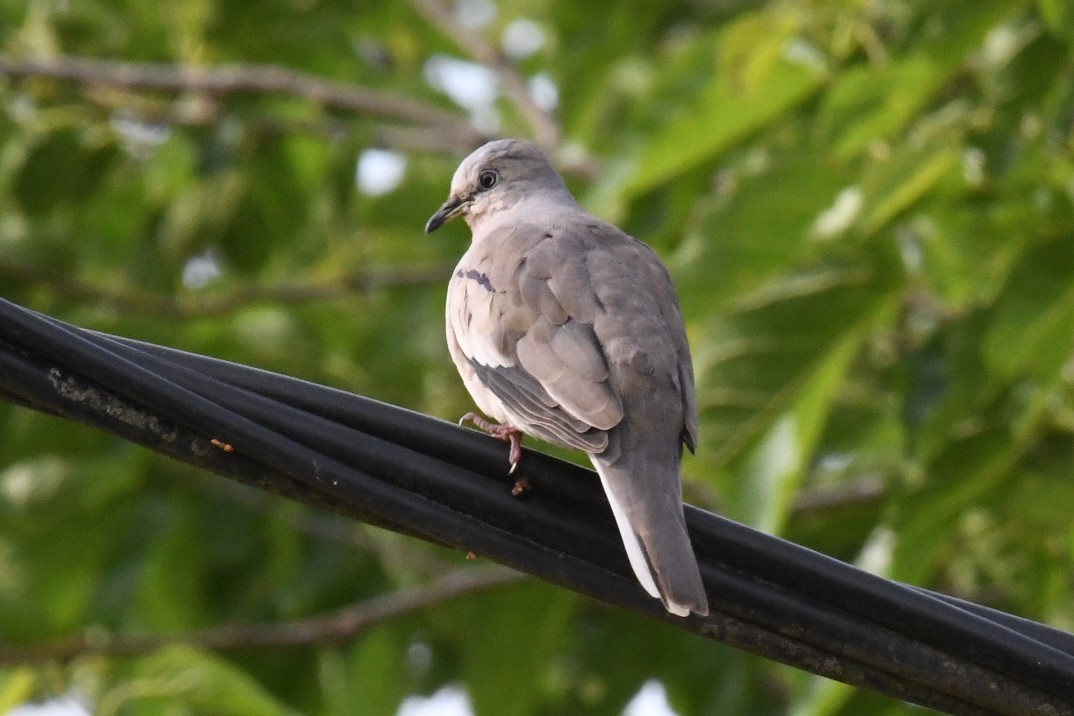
478;170;499;190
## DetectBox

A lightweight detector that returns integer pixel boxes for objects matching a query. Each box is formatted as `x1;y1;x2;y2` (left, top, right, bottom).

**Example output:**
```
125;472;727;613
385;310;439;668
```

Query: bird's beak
425;195;468;233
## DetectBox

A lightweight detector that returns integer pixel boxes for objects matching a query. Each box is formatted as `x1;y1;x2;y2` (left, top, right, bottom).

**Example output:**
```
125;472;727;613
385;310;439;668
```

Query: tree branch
406;0;560;150
0;56;485;146
0;55;603;174
0;262;453;318
791;474;887;515
94;90;479;154
0;567;524;665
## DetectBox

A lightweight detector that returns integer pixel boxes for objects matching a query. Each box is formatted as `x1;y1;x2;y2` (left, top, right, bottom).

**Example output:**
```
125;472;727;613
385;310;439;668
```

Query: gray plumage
426;139;708;617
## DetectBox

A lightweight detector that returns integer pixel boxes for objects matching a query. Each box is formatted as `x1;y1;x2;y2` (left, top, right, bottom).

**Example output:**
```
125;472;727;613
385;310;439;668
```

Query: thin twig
83;79;488;154
406;0;560;150
791;475;887;515
0;56;484;145
0;262;453;318
0;567;525;665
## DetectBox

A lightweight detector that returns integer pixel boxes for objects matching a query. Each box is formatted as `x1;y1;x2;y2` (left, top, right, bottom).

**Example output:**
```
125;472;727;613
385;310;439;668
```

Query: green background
1;0;1073;713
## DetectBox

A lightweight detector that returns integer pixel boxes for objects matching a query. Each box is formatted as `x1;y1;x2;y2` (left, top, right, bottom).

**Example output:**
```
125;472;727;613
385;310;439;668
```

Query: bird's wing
579;219;699;456
448;221;625;453
614;239;698;453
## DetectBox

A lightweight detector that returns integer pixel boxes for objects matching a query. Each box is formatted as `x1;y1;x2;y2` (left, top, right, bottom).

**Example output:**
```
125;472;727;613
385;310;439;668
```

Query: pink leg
459;412;523;474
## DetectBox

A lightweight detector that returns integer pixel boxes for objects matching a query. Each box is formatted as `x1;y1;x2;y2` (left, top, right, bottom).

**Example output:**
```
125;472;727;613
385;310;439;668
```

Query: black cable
1;297;1072;714
39;334;1067;714
107;333;1074;687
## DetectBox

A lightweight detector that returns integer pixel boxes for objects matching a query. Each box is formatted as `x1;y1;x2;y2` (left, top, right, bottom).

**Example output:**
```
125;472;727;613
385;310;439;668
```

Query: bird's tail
591;454;709;617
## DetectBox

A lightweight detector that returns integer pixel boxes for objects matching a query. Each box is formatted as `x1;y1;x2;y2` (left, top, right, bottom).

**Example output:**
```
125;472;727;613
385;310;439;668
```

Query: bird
425;138;709;617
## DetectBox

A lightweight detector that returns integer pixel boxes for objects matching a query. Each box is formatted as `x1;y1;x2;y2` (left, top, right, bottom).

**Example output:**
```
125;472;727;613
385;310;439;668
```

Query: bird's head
425;138;573;234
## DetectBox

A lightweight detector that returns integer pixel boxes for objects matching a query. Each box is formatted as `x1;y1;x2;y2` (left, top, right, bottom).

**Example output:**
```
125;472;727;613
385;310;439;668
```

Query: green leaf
0;668;36;712
892;385;1054;585
858;147;960;237
132;508;206;631
696;246;902;472
788;675;856;716
345;625;410;716
13;129;119;216
819;1;1023;159
117;645;295;716
918;198;1037;308
891;427;1015;587
1038;0;1074;45
454;582;574;716
821;59;947;160
674;142;853;311
734;333;859;533
983;238;1074;380
621;14;824;197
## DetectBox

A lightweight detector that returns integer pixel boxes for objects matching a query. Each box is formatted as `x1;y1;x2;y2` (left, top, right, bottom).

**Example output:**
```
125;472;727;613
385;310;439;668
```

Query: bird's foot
458;412;524;474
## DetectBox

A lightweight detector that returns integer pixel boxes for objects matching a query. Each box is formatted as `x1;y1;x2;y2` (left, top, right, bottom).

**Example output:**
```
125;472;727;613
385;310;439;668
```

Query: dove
426;139;708;617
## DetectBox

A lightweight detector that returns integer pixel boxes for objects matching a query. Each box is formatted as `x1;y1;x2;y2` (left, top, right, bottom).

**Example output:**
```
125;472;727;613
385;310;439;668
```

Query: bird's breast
446;259;515;424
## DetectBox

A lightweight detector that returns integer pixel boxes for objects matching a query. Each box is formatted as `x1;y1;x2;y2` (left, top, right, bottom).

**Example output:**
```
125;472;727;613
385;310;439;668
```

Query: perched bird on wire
426;139;708;617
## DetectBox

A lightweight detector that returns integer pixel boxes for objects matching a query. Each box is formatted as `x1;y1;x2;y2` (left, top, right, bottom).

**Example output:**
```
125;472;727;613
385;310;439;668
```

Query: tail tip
663;596;709;618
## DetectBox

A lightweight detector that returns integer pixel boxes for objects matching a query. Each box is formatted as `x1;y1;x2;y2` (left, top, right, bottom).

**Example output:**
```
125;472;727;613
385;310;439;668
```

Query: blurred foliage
0;0;1073;714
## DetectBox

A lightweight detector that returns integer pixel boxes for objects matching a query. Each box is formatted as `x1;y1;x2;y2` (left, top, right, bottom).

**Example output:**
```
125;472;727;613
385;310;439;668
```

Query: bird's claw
506;433;522;474
459;411;524;475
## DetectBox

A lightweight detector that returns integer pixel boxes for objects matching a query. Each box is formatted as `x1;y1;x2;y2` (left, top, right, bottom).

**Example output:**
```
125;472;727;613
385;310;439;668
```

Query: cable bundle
0;296;1071;715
